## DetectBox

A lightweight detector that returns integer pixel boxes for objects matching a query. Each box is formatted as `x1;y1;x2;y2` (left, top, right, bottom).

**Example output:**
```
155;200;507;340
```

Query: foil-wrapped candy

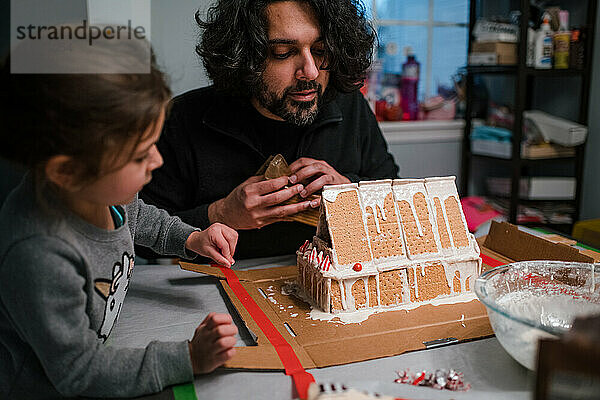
394;368;470;391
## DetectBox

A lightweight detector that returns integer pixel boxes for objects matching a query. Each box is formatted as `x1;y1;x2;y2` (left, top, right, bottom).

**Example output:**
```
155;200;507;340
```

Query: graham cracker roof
314;177;478;278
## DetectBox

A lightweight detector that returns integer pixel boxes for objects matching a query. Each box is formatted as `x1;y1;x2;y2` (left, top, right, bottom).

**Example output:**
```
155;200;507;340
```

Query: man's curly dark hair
195;0;376;97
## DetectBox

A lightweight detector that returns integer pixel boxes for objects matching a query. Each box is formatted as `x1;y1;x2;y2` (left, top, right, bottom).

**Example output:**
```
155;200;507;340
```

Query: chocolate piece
255;154;320;227
263;154;292;180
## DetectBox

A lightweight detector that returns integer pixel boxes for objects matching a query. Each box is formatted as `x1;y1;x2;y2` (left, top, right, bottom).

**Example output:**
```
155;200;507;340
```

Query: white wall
388;141;462;178
581;6;600;220
381;121;463;183
150;0;211;96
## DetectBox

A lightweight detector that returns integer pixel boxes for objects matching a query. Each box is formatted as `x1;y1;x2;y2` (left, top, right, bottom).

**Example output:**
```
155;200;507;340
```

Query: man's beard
253;79;323;126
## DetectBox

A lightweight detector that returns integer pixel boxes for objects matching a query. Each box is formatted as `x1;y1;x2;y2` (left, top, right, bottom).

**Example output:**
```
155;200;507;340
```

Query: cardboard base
180;263;493;370
181;222;600;371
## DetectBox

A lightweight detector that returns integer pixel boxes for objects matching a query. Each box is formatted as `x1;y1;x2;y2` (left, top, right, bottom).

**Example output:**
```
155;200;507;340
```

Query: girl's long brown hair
1;36;172;187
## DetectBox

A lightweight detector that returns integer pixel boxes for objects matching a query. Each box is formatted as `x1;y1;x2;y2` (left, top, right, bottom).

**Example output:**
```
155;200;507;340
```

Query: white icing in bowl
475;261;600;370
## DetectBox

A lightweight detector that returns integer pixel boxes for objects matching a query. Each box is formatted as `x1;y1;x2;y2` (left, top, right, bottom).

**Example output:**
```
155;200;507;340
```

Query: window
363;0;469;101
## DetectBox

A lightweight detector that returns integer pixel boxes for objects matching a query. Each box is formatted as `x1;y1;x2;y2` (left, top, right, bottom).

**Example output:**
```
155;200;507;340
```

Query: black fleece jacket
140;86;399;260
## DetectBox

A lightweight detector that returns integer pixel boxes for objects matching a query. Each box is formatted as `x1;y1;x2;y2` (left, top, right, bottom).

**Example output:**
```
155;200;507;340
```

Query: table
110;255;535;400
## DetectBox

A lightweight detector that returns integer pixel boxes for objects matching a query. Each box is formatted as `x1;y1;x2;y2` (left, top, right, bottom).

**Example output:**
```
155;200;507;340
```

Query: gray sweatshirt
0;175;197;398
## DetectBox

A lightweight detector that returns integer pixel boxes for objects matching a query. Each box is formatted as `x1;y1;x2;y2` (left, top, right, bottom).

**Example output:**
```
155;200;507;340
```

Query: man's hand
185;224;238;267
208;175;319;230
288;158;351;203
188;313;238;375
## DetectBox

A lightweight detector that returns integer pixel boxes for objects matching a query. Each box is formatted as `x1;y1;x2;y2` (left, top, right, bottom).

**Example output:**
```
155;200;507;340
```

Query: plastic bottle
400;46;420;121
364;53;383;115
553;10;570;69
534;13;553;69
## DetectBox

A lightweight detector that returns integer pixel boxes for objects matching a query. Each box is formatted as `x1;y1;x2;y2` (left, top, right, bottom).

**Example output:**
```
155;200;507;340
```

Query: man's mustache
285;80;321;94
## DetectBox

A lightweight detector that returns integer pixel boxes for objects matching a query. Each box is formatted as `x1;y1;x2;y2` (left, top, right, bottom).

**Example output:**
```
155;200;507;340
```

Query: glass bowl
475;260;600;370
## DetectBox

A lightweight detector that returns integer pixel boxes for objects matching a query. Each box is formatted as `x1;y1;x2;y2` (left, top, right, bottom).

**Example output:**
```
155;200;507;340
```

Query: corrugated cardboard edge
180;262;297;282
298;301;491;367
484;221;594;263
180;262;317;370
179;223;599;371
180;262;492;370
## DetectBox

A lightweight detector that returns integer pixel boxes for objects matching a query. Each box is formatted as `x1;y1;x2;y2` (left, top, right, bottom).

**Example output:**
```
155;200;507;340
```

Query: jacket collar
202;89;343;146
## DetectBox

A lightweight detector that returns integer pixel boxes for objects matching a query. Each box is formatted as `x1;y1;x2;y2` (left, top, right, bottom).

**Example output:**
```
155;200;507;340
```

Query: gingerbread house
296;176;481;313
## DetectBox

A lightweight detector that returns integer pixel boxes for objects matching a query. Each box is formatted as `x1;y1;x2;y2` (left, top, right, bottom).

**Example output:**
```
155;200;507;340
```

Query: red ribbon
217;254;505;399
480;254;505;268
217;266;315;399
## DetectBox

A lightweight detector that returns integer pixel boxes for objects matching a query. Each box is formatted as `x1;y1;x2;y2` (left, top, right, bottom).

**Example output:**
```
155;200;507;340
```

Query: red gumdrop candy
353;263;362;272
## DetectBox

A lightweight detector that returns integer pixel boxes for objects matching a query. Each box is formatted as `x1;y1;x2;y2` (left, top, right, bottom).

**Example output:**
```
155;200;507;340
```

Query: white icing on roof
321;183;358;203
358;180;393;234
424;176;474;258
313;176;478;280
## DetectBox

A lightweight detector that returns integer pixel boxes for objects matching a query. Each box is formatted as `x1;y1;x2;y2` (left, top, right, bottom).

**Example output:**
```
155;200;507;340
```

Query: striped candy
320;255;331;271
298;240;309;253
309;248;317;263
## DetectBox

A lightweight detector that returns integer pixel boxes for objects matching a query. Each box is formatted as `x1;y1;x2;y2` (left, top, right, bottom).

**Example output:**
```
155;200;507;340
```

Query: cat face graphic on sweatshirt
94;252;134;341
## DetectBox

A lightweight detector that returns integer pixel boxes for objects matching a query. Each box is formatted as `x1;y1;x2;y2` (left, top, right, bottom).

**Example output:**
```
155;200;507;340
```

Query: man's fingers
288;157;316;173
252;176;290;195
301;174;335;197
263;200;313;223
290;163;328;186
261;184;304;206
309;196;321;208
244;175;266;184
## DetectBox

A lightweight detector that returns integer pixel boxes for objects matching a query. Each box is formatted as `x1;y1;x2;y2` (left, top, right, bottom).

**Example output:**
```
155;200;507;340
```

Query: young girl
0;39;239;398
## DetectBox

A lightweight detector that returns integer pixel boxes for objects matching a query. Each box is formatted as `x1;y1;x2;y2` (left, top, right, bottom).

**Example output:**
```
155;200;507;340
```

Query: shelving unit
461;0;597;232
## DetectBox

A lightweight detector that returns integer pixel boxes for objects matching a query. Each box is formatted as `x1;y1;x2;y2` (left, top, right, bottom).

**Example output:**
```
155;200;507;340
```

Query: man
141;0;399;259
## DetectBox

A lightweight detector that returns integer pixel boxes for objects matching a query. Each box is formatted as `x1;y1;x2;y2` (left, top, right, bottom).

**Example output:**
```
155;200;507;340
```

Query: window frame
368;0;469;98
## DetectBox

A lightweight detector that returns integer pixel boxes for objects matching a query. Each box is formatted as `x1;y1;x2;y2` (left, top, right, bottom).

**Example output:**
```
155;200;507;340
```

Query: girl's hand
188;313;238;374
185;223;238;267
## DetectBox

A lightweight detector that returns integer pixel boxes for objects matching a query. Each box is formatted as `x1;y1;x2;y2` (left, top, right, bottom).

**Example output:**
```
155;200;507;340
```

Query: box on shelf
524;110;588;147
471;139;512;158
521;143;576;159
471;139;576;160
473;20;519;43
468;52;498;66
178;221;599;370
471;42;517;65
486;177;576;200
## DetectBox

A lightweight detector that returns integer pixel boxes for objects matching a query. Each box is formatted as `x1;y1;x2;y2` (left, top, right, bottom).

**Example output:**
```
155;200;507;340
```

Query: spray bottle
534;13;553;69
553;10;570;69
401;46;420;120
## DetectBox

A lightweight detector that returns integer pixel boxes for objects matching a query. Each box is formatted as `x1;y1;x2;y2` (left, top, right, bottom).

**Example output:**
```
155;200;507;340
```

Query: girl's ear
45;155;80;191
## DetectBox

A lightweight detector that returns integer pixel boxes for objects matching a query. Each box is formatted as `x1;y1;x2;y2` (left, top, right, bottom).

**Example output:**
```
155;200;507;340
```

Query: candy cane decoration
309;248;317;264
304;243;313;257
321;255;331;271
298;240;309;253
